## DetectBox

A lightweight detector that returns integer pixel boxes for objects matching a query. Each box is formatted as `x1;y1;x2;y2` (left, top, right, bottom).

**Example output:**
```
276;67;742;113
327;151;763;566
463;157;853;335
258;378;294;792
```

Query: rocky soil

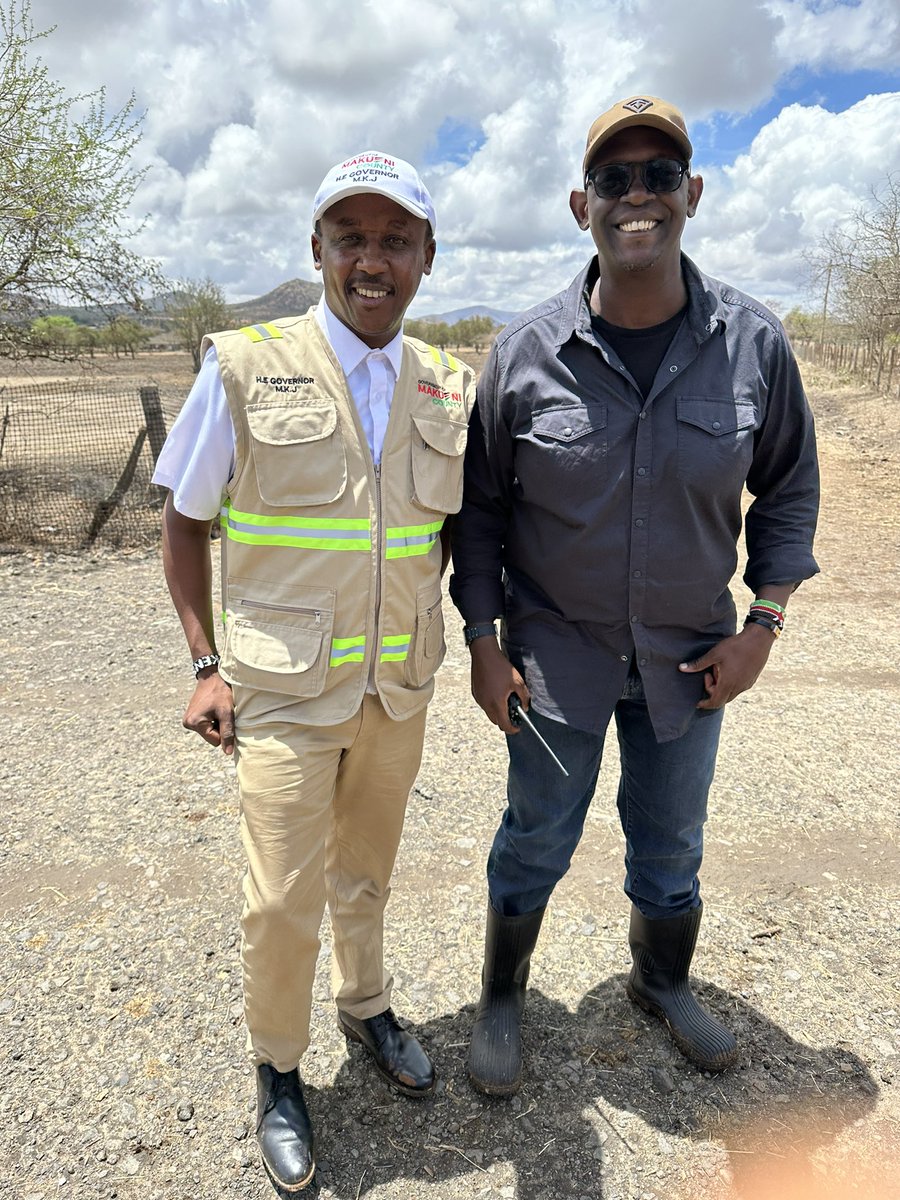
0;353;898;1200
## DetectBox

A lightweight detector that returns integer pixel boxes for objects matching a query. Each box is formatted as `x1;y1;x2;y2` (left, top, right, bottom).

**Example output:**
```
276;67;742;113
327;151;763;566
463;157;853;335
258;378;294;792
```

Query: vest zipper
373;461;383;627
238;599;322;624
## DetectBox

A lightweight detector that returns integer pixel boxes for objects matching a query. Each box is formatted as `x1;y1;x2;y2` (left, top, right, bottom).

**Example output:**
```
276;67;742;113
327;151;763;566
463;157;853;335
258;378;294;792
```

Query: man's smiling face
312;193;435;348
570;125;703;276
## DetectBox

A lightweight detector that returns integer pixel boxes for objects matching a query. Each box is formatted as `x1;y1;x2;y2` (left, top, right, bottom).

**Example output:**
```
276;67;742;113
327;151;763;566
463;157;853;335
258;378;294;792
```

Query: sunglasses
585;157;689;199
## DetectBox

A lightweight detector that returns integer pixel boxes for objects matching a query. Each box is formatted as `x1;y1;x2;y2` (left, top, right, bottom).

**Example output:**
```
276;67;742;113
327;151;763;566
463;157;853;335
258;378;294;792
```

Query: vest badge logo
418;378;462;408
256;374;315;393
622;97;653;114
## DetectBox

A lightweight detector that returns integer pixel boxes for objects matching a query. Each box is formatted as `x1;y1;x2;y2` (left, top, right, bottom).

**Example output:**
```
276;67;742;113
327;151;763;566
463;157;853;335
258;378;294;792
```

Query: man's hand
183;672;235;754
678;622;776;709
469;635;530;733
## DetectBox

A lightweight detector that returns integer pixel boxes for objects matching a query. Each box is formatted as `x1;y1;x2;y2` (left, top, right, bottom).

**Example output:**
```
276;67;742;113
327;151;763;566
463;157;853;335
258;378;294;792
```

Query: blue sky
28;0;900;316
693;66;900;164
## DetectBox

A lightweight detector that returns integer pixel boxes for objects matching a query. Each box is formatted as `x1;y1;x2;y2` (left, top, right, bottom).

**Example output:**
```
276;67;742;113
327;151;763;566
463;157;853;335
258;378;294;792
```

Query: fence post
139;386;167;465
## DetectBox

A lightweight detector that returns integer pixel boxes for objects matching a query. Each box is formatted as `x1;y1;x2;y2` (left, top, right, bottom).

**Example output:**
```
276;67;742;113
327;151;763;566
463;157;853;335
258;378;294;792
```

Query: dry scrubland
0;349;898;1200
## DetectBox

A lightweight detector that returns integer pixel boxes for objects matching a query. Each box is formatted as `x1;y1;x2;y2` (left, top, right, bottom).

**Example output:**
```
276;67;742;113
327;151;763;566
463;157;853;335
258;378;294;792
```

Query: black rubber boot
468;903;546;1096
626;901;737;1071
256;1064;316;1193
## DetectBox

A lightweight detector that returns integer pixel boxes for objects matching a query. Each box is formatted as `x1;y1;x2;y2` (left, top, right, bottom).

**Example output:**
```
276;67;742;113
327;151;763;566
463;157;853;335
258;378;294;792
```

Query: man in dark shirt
449;96;819;1094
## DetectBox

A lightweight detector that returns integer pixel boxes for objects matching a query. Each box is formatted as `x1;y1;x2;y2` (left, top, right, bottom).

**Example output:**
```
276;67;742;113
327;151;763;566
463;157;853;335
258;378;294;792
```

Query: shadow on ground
291;975;878;1199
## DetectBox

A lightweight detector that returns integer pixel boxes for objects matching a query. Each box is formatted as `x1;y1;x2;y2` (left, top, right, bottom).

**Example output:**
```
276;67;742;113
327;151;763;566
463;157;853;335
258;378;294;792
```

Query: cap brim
584;116;693;173
313;184;432;226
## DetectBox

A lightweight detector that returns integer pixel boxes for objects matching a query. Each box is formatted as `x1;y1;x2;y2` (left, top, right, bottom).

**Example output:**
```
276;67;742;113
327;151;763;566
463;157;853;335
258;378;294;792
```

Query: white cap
312;150;436;233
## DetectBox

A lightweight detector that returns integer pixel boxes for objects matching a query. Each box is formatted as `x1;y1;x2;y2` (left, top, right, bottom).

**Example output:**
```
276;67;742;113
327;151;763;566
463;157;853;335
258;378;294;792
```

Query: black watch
463;622;498;646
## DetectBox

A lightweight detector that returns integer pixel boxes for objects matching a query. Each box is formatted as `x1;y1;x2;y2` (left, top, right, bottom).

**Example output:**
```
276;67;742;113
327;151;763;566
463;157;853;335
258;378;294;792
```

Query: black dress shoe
337;1007;435;1097
256;1064;316;1193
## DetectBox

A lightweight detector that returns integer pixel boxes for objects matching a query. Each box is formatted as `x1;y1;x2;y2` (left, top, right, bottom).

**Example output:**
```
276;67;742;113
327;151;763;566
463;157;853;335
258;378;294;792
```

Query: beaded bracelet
752;597;786;616
748;601;785;625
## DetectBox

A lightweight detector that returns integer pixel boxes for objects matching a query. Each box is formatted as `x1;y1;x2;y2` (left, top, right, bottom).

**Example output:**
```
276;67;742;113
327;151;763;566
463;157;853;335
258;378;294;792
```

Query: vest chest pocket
410;414;468;514
222;592;335;697
246;401;347;507
405;580;446;688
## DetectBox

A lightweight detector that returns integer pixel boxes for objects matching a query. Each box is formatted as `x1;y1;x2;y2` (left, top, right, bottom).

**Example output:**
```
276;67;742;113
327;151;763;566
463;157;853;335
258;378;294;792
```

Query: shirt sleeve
743;331;820;592
152;346;236;521
448;342;514;622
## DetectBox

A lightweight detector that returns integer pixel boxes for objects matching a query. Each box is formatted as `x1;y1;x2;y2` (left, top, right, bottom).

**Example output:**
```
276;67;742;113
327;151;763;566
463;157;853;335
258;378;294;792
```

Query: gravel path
0;361;898;1200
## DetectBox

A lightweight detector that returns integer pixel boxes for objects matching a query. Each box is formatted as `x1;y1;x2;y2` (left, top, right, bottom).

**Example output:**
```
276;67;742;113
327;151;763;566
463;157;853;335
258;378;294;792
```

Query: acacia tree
0;0;163;356
167;278;233;372
806;173;900;384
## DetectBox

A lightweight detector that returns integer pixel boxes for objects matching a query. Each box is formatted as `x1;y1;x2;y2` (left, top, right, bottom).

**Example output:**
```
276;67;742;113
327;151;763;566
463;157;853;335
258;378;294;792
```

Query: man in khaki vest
154;151;473;1193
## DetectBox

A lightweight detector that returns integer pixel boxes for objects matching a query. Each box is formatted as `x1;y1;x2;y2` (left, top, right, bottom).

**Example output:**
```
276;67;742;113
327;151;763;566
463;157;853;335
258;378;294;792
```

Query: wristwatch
463;622;498;646
192;653;221;677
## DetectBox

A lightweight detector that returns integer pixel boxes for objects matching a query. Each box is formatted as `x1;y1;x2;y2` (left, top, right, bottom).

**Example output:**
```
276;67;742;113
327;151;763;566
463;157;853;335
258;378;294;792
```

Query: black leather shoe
256;1064;316;1193
337;1007;435;1097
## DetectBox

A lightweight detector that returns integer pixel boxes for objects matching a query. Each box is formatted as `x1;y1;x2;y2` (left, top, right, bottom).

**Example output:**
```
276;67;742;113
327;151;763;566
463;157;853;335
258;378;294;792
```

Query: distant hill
227;278;322;325
43;277;323;328
417;304;518;327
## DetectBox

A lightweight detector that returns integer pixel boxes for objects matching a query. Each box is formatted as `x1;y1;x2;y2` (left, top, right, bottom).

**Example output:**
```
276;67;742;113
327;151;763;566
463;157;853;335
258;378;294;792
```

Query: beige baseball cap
583;96;693;174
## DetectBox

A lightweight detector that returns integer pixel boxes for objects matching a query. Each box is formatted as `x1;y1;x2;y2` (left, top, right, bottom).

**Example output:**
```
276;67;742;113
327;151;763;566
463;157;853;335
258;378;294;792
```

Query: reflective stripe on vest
330;635;366;668
380;634;411;662
385;519;443;559
222;504;371;551
239;322;285;343
328;634;410;667
428;345;460;372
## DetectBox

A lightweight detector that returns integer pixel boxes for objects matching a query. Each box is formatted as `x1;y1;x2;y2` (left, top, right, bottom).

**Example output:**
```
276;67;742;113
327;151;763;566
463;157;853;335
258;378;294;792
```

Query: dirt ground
0;349;898;1200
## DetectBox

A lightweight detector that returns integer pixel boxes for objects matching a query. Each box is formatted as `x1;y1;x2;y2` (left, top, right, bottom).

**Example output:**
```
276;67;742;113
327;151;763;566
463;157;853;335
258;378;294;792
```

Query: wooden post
82;428;149;547
139;386;167;465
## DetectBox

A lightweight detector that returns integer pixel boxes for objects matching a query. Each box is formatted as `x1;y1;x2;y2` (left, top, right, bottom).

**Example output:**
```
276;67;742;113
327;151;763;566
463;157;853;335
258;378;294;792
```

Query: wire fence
0;380;176;551
792;338;900;396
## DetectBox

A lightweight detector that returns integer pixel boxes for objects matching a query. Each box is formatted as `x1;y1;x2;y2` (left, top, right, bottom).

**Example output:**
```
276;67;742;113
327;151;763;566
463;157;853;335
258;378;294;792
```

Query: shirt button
639;658;648;666
631;615;639;624
563;427;573;437
639;411;647;420
620;655;629;662
669;364;678;373
636;467;647;476
635;518;644;527
633;570;642;578
712;420;721;430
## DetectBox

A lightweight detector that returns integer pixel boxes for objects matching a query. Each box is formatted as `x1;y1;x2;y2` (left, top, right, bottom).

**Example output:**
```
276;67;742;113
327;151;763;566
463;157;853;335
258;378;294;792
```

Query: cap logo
622;98;653;114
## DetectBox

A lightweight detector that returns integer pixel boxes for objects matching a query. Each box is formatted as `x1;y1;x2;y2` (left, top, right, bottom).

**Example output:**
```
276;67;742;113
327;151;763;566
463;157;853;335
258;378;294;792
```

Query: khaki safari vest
204;312;474;725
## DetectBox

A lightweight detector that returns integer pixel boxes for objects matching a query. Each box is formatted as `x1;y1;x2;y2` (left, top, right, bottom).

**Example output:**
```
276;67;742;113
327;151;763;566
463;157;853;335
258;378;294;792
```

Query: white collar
316;297;404;379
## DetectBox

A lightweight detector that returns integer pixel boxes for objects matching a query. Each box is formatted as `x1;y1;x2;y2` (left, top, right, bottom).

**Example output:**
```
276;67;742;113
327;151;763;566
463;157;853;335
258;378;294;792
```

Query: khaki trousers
234;693;427;1072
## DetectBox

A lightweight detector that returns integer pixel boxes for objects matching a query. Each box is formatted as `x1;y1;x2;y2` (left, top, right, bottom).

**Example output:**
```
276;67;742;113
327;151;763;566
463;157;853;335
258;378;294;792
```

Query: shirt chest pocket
675;397;757;487
246;401;347;507
516;405;608;506
409;414;468;514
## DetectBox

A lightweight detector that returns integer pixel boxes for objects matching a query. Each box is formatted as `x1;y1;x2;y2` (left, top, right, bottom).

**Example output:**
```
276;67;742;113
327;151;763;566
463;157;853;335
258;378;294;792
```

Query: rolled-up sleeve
743;332;820;591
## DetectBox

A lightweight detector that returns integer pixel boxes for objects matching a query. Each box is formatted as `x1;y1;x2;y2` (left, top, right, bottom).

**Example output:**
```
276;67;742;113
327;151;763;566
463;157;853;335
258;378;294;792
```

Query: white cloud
768;0;900;71
686;93;900;305
24;0;900;311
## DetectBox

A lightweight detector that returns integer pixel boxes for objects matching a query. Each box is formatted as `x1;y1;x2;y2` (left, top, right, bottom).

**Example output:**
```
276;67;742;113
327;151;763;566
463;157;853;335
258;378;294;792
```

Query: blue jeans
486;671;724;920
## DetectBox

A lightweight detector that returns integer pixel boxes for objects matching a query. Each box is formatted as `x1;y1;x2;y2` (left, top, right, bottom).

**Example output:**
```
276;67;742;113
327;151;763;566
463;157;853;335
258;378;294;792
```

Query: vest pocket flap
531;406;606;442
230;620;324;675
247;402;337;445
412;414;468;457
676;398;756;436
405;581;445;688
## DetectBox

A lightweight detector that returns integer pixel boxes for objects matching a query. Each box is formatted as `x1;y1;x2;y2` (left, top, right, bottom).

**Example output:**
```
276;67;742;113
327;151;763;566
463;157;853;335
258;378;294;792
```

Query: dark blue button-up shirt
449;255;820;742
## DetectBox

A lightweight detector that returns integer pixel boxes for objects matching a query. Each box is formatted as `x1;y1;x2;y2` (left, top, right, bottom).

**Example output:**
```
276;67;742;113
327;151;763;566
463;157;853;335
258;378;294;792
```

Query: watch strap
463;622;498;646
